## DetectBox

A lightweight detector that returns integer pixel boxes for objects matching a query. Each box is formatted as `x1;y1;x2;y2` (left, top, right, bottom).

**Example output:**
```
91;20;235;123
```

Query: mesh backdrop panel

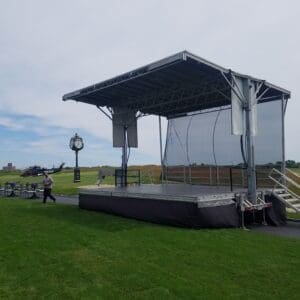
163;100;283;187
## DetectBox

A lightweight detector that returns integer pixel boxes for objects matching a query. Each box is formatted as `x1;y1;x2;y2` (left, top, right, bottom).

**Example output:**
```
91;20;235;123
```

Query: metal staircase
269;168;300;213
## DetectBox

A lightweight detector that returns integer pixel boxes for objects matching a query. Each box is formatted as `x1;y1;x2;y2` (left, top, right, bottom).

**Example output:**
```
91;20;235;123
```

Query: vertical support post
121;126;128;187
244;78;257;203
75;151;78;168
158;116;164;184
138;169;141;185
74;151;80;182
281;95;286;189
255;170;258;187
242;169;245;187
281;95;286;174
230;167;233;192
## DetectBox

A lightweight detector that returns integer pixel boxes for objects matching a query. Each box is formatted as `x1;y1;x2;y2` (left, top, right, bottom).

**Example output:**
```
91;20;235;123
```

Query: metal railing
269;168;300;204
285;168;300;186
269;168;300;191
163;166;276;189
0;182;44;198
114;169;141;187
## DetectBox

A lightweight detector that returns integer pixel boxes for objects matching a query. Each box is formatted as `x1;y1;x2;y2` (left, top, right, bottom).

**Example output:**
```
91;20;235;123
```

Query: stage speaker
112;107;138;148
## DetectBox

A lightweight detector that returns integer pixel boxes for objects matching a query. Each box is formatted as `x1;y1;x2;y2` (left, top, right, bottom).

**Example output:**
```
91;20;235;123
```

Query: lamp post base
74;168;81;183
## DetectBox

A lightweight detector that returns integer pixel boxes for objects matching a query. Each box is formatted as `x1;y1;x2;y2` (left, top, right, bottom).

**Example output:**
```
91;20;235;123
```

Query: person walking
42;171;56;203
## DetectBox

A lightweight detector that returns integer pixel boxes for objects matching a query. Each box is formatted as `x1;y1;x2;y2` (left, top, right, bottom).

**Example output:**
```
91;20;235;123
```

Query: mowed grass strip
0;166;161;195
0;170;113;196
0;198;300;299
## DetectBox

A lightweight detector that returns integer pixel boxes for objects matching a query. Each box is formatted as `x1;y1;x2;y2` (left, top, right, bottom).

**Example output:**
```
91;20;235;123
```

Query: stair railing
285;168;300;185
268;168;300;199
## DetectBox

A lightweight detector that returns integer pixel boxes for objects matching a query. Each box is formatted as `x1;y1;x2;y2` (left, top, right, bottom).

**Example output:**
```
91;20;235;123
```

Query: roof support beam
221;71;245;105
97;106;112;120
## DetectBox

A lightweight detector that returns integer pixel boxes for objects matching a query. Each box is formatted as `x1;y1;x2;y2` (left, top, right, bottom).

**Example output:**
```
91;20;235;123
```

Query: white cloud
0;116;24;130
0;0;299;167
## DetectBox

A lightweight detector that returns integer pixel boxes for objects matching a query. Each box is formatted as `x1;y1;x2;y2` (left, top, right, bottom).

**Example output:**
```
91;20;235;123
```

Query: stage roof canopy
63;51;290;118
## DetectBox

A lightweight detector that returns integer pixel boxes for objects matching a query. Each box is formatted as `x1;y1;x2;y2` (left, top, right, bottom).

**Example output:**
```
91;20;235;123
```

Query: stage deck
79;184;244;207
78;184;243;228
78;184;283;228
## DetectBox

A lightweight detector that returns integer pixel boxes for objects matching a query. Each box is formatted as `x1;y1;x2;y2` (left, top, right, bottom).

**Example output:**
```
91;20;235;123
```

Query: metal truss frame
63;51;290;191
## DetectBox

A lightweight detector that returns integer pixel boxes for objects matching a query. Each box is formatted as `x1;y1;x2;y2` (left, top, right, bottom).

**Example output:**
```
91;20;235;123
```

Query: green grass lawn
0;167;161;195
291;168;300;175
1;167;299;196
288;212;300;219
1;198;300;299
0;169;101;195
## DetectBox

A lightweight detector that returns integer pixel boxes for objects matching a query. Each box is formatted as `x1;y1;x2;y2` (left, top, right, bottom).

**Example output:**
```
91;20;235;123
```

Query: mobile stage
63;51;292;228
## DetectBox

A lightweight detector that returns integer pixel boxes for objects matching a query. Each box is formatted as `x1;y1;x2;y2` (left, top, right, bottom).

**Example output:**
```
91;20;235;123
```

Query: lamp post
69;133;84;182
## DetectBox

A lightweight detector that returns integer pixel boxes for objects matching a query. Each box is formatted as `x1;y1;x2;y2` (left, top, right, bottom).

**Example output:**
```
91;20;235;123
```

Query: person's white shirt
43;176;53;189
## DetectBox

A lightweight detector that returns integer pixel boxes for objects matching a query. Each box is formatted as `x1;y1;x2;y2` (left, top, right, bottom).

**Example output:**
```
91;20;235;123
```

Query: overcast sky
0;0;299;168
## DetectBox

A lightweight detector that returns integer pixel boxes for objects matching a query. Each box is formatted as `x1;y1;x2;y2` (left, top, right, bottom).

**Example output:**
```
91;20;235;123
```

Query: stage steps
269;168;300;213
272;189;300;213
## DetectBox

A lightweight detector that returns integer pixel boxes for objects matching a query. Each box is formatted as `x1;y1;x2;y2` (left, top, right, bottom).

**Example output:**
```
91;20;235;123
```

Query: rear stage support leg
244;78;257;204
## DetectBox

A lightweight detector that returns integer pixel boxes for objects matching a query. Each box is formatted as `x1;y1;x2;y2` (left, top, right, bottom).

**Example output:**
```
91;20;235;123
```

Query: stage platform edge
78;184;242;228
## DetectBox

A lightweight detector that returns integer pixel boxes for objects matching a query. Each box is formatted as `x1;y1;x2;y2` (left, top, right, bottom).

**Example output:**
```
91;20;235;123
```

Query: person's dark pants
43;188;56;203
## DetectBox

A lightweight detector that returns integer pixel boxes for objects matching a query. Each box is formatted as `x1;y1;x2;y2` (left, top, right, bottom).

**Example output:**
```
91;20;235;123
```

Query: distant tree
285;160;297;168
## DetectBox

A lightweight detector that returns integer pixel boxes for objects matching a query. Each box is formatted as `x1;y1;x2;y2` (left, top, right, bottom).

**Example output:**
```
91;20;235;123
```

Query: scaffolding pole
159;116;164;184
244;78;257;203
281;95;286;175
121;126;128;186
